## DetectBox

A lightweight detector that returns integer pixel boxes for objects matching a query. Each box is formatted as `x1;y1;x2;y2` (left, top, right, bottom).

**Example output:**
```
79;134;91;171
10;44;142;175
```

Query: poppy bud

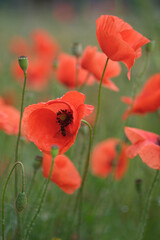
145;39;155;53
33;155;43;171
16;192;27;212
51;145;59;158
18;56;28;73
72;42;82;58
135;179;142;194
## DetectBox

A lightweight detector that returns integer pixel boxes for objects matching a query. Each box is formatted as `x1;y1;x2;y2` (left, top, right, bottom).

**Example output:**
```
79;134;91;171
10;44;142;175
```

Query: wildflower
122;73;160;119
31;29;59;61
0;98;20;135
96;15;150;79
22;91;94;154
91;138;128;180
125;127;160;169
43;153;81;194
81;46;121;91
56;53;95;88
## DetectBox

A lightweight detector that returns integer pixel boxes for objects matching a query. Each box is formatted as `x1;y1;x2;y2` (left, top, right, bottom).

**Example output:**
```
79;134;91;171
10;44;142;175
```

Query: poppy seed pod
16;192;27;212
51;145;59;158
18;56;28;73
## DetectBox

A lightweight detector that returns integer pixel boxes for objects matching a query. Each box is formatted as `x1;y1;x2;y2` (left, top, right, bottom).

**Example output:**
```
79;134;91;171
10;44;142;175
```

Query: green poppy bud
145;40;155;53
33;155;43;171
72;42;82;58
51;145;59;158
18;56;28;73
16;192;27;212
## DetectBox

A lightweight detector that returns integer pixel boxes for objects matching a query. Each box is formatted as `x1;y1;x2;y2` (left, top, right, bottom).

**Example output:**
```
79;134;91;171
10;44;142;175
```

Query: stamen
56;109;73;136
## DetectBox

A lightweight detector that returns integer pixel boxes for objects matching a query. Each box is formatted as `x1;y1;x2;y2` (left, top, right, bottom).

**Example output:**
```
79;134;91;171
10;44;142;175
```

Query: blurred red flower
122;73;160;119
96;15;150;79
0;97;20;135
81;46;121;91
31;29;59;61
125;127;160;169
43;153;81;194
11;58;52;90
56;53;95;88
22;91;94;154
91;138;128;180
9;36;30;56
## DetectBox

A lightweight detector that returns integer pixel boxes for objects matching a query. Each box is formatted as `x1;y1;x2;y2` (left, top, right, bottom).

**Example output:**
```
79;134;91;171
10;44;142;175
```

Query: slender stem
1;162;25;240
24;157;55;240
15;71;27;197
93;57;109;140
136;170;160;240
76;119;93;239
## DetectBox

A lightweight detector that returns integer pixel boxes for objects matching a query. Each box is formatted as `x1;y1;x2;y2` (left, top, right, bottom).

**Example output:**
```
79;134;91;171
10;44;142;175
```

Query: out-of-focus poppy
125;127;160;169
53;2;76;22
43;153;81;194
22;91;94;154
81;46;121;91
96;15;150;79
91;138;128;180
56;53;95;88
122;73;160;119
0;98;20;135
11;58;52;90
31;29;59;61
9;36;30;56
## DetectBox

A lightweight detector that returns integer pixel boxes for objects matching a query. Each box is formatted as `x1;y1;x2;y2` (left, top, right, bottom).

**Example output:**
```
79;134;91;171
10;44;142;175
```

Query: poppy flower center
56;109;73;136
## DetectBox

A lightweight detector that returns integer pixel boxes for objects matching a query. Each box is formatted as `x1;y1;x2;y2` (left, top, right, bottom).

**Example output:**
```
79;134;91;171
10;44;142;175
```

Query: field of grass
0;1;160;239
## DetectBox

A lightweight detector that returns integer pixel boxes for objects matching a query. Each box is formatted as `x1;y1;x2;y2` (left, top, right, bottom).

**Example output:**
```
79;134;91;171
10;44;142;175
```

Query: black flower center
56;109;73;136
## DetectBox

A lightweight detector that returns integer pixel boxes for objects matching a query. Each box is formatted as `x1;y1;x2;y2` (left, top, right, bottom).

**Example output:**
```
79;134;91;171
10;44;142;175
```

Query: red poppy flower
22;91;94;154
122;73;160;119
9;36;30;56
125;127;160;169
43;153;81;194
11;58;52;90
81;46;121;91
0;98;20;135
56;53;95;88
91;138;128;180
31;29;59;61
96;15;150;79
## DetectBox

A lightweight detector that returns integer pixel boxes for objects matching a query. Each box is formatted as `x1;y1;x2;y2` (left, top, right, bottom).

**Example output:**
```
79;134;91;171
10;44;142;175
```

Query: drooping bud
16;192;27;212
145;39;155;53
51;145;59;158
72;42;82;58
18;56;28;73
33;155;43;171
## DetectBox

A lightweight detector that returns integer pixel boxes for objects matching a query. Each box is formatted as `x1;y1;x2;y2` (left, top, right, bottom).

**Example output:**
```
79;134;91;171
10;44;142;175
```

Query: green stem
24;157;55;240
93;57;109;140
136;170;159;240
76;119;93;239
15;71;27;197
1;162;25;240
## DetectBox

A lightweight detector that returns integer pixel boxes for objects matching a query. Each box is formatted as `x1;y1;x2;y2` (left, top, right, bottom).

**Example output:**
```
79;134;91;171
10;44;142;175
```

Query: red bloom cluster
56;53;95;88
91;138;128;180
81;46;121;91
122;73;160;119
96;15;150;79
10;29;59;90
125;127;160;169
